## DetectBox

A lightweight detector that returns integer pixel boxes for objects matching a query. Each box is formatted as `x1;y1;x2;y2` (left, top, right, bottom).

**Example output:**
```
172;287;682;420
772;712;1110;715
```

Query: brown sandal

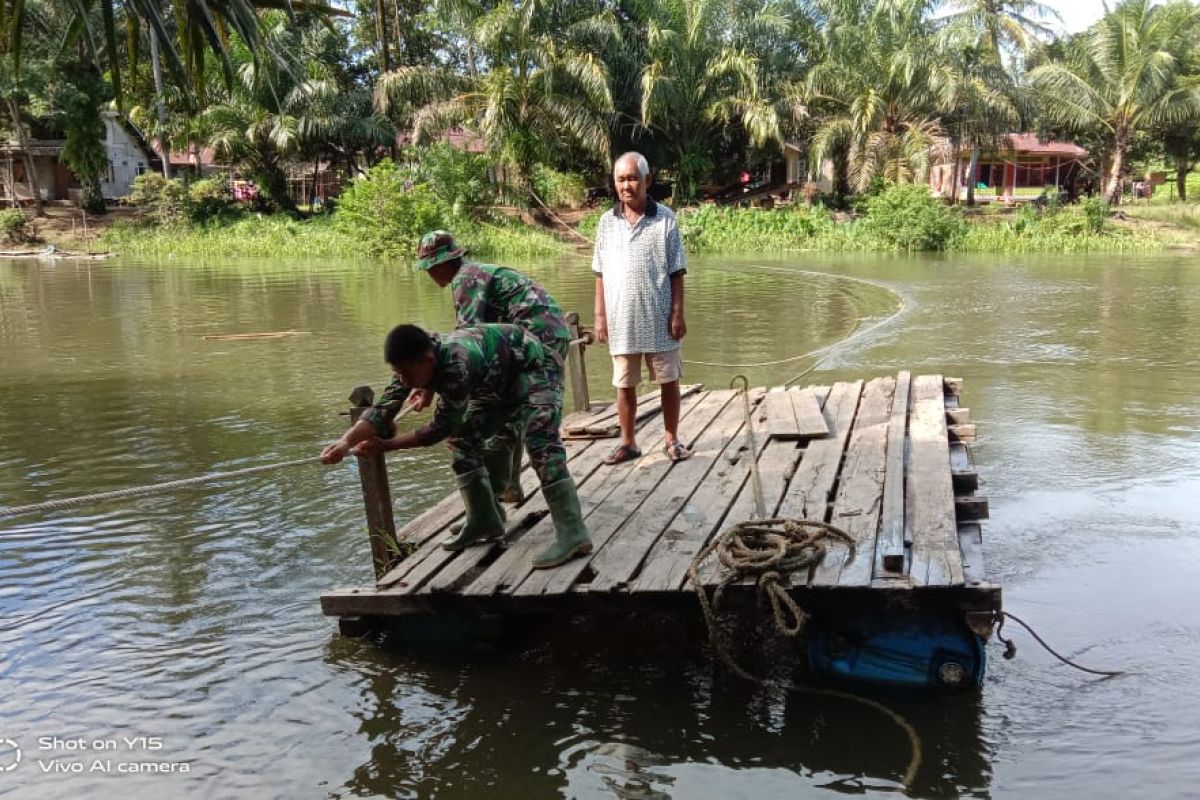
603;444;642;465
664;441;692;462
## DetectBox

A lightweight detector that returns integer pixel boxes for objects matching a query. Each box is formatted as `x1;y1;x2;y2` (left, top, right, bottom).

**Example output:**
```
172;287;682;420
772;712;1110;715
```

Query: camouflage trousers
446;339;570;486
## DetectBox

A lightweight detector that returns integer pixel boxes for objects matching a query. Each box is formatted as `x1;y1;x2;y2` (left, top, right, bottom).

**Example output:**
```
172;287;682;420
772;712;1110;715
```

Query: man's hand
408;388;434;411
350;437;389;457
669;310;687;341
320;440;351;465
595;314;609;344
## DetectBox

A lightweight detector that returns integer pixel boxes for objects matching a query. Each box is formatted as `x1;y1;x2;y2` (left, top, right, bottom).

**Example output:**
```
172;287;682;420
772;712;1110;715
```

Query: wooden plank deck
322;374;997;619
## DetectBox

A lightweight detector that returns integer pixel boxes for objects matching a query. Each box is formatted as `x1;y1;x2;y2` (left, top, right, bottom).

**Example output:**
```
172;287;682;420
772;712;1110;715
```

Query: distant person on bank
592;152;691;465
409;230;571;505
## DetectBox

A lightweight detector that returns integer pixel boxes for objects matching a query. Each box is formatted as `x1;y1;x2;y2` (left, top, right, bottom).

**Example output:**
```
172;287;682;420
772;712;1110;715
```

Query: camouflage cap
415;230;467;270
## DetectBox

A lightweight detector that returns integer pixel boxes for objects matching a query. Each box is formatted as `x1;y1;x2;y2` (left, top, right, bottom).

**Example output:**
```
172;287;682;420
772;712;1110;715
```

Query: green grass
1122;202;1200;232
102;212;569;262
675;202;1174;254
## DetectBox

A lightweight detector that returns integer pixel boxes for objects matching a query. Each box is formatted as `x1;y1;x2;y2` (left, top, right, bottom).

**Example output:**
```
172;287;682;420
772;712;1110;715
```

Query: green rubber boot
443;467;507;551
486;441;524;505
532;478;593;569
503;436;525;504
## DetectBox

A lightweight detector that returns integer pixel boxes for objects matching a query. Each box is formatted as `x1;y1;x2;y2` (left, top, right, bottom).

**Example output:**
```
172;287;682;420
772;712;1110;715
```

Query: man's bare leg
617;385;639;448
661;380;681;444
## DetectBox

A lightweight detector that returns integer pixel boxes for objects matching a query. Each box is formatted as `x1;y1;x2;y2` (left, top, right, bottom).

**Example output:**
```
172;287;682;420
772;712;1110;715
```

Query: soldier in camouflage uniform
413;230;571;505
320;323;592;568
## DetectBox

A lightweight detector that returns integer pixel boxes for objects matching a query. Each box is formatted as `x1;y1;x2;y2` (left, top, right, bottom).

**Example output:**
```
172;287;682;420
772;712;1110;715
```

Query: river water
1;251;1198;799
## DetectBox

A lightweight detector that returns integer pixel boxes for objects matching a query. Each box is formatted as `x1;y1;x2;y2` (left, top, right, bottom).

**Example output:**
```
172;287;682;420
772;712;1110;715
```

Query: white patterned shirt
591;199;687;356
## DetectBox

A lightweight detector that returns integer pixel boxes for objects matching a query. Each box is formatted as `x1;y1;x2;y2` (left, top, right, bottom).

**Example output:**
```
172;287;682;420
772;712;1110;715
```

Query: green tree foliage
858;183;965;250
375;0;617;197
806;0;944;193
1029;0;1200;204
636;0;781;200
44;63;112;213
333;159;452;256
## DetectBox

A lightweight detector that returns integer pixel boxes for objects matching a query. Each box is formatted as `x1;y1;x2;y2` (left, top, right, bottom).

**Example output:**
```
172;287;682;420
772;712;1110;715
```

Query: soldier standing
409;230;571;505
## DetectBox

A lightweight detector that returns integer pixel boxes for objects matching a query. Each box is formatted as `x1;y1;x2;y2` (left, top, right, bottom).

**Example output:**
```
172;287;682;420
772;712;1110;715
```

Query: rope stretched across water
0;456;320;520
686;517;923;790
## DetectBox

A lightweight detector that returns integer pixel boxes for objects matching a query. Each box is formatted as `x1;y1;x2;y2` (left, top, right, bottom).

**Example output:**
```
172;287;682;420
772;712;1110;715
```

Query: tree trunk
1176;159;1188;202
949;138;961;205
150;29;172;179
7;98;45;216
80;173;105;214
965;145;980;207
1105;144;1125;205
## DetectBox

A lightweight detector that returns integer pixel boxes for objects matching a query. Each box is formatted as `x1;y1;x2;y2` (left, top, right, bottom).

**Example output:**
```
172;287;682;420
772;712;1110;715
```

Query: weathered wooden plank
949;442;978;491
957;522;986;584
564;384;702;436
955;495;989;521
948;423;977;443
564;312;591;414
906;375;965;587
875;370;911;576
815;376;894;587
789;387;831;439
946;407;971;425
761;390;799;440
697;386;834;587
777;380;864;523
633;386;806;593
700;382;860;588
511;390;739;597
583;391;750;592
459;389;719;597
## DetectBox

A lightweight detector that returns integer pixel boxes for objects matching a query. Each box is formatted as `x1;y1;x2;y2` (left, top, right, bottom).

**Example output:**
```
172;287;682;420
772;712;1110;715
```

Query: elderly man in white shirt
592;152;691;465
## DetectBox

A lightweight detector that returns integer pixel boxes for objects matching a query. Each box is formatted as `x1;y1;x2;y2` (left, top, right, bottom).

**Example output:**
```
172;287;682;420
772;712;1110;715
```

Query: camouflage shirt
366;325;554;446
451;262;570;350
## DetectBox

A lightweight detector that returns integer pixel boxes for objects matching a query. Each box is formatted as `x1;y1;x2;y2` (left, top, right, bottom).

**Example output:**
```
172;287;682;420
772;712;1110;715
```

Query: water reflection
2;252;1200;798
326;615;990;799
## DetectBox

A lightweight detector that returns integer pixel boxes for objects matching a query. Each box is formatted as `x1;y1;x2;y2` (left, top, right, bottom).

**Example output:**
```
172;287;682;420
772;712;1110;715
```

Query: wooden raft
321;374;997;619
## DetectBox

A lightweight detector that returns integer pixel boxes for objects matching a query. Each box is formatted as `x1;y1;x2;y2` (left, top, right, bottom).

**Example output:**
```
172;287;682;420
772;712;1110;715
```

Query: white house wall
100;115;151;199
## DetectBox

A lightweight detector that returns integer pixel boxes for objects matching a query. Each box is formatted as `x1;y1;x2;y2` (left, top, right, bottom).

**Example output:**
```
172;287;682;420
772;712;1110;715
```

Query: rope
686;518;921;790
996;611;1127;678
0;456;319;520
680;267;908;376
682;381;922;790
0;395;421;521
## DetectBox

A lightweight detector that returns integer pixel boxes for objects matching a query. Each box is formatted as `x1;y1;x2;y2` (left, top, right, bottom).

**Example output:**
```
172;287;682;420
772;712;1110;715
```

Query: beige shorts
611;350;683;388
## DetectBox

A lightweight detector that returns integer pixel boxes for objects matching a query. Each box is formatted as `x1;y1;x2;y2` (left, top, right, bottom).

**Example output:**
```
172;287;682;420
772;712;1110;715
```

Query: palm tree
375;0;618;199
933;21;1027;204
938;0;1059;58
1029;0;1200;204
200;17;386;211
637;0;781;201
807;0;942;192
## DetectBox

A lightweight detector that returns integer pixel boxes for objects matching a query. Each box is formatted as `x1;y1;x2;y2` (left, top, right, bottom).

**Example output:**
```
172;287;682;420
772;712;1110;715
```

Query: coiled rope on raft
683;376;923;791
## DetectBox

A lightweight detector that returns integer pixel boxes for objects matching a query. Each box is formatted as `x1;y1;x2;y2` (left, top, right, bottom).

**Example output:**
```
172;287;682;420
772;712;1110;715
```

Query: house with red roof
930;133;1090;202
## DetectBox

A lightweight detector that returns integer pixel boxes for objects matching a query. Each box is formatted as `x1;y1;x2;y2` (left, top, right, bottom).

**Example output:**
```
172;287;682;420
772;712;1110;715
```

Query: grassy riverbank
28;189;1200;261
98;213;568;261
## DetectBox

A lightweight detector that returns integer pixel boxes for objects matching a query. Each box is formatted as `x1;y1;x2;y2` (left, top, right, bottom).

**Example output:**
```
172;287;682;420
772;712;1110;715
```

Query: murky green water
1;251;1198;798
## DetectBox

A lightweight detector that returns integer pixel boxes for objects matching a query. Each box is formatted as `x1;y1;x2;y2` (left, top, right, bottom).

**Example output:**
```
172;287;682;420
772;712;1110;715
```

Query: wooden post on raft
565;311;591;413
348;385;397;580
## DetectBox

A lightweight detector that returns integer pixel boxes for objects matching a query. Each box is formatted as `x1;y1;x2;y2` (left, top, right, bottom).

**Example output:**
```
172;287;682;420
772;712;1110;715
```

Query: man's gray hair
613;152;650;179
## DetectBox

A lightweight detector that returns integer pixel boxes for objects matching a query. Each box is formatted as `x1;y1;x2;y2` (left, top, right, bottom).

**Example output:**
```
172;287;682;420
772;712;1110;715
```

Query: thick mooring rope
686;518;922;790
0;456;320;520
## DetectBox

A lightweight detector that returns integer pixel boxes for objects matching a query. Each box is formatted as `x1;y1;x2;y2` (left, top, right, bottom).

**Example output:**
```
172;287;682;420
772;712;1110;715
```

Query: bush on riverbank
103;207;566;261
678;185;1171;254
